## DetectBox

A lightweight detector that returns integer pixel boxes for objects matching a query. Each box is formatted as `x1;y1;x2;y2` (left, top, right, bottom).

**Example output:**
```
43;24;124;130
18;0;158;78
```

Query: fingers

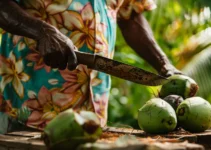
43;50;77;70
58;60;67;70
37;29;78;70
43;52;69;70
43;55;51;66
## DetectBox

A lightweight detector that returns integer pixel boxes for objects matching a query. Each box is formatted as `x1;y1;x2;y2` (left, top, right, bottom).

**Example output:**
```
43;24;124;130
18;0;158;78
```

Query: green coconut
163;95;184;111
176;97;211;133
138;98;177;134
159;75;198;99
42;109;102;150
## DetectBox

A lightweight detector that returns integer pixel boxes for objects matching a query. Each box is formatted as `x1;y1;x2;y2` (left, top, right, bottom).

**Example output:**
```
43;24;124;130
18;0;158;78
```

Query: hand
36;22;78;70
159;63;182;77
0;0;77;70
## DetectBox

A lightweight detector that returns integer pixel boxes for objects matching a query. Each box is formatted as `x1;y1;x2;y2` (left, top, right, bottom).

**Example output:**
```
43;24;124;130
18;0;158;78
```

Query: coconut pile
138;75;211;134
41;75;211;150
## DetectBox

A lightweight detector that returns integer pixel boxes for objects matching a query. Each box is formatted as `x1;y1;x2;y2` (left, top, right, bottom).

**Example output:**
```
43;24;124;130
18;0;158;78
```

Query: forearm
0;0;43;40
118;13;170;72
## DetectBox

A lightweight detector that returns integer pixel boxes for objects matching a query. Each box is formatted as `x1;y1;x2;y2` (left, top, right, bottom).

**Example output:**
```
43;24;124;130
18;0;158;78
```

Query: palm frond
182;47;211;99
175;28;211;69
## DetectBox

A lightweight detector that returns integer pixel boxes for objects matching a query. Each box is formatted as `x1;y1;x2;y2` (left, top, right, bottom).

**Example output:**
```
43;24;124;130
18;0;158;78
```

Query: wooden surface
0;127;210;150
103;127;211;144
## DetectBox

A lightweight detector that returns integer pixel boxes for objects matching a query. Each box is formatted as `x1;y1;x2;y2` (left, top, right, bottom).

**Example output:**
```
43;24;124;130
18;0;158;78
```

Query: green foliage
17;107;31;123
108;28;159;129
108;0;211;129
182;47;211;103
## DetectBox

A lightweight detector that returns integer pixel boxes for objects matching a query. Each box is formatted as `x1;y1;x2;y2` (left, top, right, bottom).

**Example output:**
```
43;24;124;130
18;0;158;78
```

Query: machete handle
74;51;95;68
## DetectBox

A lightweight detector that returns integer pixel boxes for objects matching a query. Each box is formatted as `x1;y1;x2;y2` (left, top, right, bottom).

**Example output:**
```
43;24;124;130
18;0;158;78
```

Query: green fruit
160;75;198;99
138;98;177;134
163;95;184;111
176;97;211;133
42;109;102;150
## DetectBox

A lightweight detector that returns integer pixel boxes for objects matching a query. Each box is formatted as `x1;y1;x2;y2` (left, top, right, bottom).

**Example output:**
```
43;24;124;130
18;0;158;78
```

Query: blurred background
108;0;211;129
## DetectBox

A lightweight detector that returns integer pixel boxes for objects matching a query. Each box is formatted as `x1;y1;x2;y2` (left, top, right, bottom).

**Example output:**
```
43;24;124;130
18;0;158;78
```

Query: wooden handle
74;51;95;68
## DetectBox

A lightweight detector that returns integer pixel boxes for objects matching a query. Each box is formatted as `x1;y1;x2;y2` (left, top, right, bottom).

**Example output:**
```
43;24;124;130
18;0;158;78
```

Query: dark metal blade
93;55;167;86
75;51;167;86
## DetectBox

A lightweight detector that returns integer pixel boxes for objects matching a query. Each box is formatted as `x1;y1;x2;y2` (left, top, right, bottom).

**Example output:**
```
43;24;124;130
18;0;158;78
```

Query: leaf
17;107;31;123
46;0;72;15
18;42;26;51
175;28;211;69
182;47;211;99
27;62;33;67
48;79;59;85
27;90;37;99
13;35;22;46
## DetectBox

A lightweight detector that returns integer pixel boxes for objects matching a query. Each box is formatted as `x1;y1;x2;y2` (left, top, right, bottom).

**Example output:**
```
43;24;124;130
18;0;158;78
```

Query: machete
73;51;167;86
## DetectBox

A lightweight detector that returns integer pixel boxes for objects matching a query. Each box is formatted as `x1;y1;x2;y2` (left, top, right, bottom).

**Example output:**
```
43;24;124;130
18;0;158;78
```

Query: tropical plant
108;0;211;128
179;28;211;103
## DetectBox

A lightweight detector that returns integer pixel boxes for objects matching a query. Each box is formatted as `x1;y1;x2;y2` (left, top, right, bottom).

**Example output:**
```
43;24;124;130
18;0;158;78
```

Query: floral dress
0;0;156;133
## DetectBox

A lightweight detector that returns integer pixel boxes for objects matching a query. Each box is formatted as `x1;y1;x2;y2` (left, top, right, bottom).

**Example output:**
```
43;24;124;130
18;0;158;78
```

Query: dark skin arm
0;0;41;39
118;12;181;77
0;0;77;70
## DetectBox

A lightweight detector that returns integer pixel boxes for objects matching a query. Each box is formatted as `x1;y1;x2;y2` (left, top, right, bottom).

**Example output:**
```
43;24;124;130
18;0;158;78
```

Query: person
0;0;182;134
